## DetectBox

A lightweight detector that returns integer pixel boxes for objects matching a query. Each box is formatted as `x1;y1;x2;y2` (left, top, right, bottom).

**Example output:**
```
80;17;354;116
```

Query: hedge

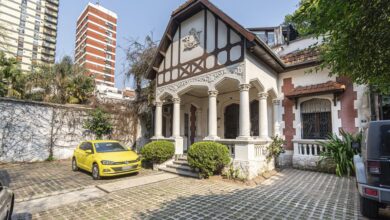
187;141;231;178
141;141;175;164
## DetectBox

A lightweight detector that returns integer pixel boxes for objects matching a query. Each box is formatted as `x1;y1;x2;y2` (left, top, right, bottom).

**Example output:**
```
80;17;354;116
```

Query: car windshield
94;142;128;153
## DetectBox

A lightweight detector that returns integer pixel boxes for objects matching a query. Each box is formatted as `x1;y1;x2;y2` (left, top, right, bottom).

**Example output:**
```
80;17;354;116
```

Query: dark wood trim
204;8;207;57
227;27;231;62
178;24;181;65
157;40;243;86
214;14;218;66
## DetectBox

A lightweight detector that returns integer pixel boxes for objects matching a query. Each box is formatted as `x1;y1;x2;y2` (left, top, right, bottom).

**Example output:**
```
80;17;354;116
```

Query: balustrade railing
293;140;326;156
254;144;268;158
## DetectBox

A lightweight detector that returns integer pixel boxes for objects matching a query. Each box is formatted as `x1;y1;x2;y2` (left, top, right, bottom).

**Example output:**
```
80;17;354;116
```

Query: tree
0;51;26;98
26;56;95;104
287;0;390;93
124;35;157;99
66;74;95;104
83;108;113;140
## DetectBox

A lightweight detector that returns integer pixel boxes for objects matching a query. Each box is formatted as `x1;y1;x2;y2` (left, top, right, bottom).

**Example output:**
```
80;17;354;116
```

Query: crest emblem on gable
182;28;202;51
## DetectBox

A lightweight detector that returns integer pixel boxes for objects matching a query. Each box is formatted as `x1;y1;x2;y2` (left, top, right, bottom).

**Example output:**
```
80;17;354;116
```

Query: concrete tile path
21;169;389;219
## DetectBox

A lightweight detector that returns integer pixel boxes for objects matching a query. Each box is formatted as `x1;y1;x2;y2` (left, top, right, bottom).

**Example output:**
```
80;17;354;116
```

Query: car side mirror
352;142;361;152
85;149;92;154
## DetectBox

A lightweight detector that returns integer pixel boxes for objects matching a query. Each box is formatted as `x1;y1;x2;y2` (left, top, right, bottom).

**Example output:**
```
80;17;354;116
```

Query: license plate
122;165;136;171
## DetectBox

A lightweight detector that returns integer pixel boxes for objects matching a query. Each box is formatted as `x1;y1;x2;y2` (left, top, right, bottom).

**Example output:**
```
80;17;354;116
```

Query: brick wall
337;76;358;133
281;78;296;150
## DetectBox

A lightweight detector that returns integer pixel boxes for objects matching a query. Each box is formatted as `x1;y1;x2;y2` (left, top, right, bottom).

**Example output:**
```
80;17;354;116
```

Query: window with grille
301;99;332;139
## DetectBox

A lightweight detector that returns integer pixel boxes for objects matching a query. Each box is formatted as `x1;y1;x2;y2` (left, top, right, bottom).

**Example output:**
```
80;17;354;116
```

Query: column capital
239;84;251;92
208;90;218;97
258;92;268;99
155;101;163;107
272;99;281;105
172;98;181;104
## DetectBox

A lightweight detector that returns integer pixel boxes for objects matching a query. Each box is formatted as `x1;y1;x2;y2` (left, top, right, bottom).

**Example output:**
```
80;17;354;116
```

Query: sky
55;0;300;89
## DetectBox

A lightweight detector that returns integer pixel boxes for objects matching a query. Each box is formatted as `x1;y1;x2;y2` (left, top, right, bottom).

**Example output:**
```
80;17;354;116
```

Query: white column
273;99;281;137
154;102;163;138
259;92;269;139
172;98;181;138
196;108;202;138
239;84;251;139
206;90;219;140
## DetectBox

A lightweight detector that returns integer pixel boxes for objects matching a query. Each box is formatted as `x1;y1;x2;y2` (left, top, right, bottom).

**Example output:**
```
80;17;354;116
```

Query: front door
224;104;239;139
190;105;197;145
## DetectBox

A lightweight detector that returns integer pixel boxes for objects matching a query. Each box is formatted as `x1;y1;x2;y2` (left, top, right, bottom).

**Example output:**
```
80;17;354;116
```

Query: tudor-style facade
147;0;370;179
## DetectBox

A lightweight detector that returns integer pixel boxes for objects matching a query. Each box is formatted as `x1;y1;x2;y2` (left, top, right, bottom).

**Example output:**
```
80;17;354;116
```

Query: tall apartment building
0;0;59;72
75;3;117;87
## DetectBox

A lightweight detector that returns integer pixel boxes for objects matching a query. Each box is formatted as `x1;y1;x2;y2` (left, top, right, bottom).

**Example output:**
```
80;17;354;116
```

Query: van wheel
360;195;379;218
92;163;101;180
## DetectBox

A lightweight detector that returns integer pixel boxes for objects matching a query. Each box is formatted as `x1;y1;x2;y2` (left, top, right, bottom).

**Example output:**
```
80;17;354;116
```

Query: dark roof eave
283;60;322;73
285;88;345;99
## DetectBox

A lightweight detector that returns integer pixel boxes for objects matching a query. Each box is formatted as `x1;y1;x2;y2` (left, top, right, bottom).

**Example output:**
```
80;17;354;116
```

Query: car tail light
367;160;381;174
364;187;378;197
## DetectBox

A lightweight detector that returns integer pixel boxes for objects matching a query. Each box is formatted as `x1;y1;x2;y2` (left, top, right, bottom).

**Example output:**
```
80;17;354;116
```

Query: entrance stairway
159;155;200;178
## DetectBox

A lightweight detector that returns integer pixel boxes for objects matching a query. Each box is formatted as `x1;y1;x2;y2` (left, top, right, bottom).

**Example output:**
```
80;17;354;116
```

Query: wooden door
190;105;197;145
224;104;239;139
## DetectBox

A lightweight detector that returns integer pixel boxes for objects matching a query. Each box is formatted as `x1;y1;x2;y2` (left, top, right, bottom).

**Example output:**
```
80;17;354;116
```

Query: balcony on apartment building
46;0;59;6
45;9;58;18
43;22;57;31
42;42;56;50
43;28;57;37
45;2;59;12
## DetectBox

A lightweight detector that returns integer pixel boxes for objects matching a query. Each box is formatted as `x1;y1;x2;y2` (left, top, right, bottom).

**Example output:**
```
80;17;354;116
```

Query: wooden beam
159;50;166;57
166;34;172;41
153;67;159;72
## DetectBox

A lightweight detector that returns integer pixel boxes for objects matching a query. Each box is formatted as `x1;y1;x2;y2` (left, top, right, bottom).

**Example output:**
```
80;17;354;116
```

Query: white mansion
147;0;371;179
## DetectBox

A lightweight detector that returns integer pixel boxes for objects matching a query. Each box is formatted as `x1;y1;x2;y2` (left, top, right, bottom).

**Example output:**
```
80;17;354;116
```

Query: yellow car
72;140;141;180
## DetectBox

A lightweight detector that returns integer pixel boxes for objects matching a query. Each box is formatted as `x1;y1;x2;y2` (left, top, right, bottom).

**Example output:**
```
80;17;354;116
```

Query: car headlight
101;160;116;165
136;156;141;162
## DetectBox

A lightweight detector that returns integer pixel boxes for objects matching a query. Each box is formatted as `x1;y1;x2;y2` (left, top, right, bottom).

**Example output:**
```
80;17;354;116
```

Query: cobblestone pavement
0;160;157;202
28;169;390;220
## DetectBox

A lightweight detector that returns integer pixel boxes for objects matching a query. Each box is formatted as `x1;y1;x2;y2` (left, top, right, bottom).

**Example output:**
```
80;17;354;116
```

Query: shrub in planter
187;142;231;178
141;141;175;164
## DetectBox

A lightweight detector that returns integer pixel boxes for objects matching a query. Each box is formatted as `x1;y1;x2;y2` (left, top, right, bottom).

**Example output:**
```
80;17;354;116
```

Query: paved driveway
0;160;157;202
29;169;390;220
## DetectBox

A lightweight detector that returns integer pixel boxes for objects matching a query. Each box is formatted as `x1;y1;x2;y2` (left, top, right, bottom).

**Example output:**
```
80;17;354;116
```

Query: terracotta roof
285;81;345;98
280;48;320;65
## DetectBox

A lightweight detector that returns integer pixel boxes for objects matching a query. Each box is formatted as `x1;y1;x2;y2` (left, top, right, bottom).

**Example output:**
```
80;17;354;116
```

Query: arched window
301;99;332;139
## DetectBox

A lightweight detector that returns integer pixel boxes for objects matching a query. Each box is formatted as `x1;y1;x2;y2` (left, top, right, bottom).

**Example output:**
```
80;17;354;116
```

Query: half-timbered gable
155;9;244;87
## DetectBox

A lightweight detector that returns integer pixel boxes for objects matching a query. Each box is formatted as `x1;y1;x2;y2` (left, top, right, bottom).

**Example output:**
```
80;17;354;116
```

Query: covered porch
151;74;281;178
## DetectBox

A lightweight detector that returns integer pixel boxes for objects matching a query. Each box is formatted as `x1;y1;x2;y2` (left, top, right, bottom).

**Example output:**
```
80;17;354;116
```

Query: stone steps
159;167;200;178
167;163;193;171
159;156;200;178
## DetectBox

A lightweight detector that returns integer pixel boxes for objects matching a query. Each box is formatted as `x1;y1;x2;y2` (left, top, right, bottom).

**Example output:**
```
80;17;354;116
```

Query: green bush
187;142;231;178
141;141;175;164
318;130;362;176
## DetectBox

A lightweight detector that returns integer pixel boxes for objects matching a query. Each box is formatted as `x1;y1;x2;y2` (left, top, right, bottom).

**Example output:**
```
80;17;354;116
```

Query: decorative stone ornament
258;92;269;100
239;84;251;91
182;28;202;51
208;90;218;97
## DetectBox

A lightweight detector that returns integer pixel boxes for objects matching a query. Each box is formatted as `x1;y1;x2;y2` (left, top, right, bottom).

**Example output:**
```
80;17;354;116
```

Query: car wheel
72;157;79;172
360;195;379;218
92;163;101;180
